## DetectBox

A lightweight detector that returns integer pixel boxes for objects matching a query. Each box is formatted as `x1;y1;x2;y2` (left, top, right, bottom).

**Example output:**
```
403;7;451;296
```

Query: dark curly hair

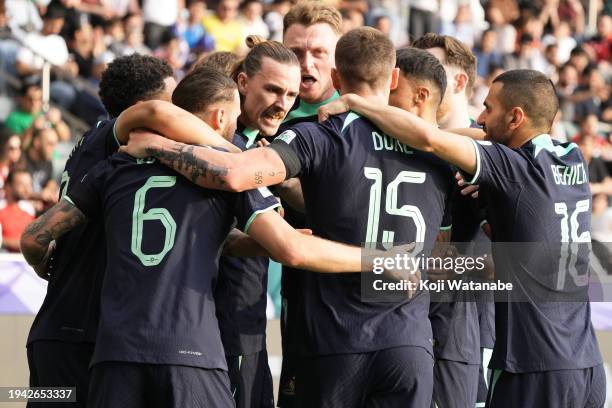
99;54;174;118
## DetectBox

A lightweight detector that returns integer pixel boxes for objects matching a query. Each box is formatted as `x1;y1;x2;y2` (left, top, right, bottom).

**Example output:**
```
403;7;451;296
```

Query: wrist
344;94;356;110
151;135;171;154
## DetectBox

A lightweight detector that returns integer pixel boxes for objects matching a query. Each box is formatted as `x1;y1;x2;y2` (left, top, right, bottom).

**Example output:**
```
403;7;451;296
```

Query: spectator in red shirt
0;169;35;252
586;14;612;63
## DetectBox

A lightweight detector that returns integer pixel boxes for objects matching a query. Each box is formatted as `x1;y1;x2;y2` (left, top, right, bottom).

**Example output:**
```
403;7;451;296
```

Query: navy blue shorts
432;359;479;408
88;362;234;408
227;349;274;408
277;351;299;407
27;340;94;408
296;346;433;408
486;365;606;408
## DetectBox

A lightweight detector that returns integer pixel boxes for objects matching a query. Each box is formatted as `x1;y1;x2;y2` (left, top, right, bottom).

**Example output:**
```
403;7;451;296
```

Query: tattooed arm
120;130;287;191
20;199;87;280
114;100;241;153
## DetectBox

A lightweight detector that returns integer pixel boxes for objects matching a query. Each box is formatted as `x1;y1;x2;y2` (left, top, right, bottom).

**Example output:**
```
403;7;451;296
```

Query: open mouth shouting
301;73;318;89
261;108;286;127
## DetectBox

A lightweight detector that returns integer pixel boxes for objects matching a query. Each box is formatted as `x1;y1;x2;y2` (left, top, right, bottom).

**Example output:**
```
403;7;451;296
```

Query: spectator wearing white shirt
5;0;43;33
15;5;71;74
502;33;548;74
15;5;79;109
264;0;291;42
408;0;438;40
542;21;577;64
142;0;183;50
239;0;269;39
110;13;150;56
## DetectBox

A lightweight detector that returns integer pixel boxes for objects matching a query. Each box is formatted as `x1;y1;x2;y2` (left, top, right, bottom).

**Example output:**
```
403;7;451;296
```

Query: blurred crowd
0;0;610;253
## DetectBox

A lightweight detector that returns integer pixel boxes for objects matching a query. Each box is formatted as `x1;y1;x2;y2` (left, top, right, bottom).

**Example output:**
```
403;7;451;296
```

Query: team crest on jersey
276;130;297;144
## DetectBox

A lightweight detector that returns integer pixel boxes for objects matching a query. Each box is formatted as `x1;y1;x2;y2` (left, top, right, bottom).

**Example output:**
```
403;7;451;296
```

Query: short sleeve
462;140;526;190
270;122;331;179
232;186;282;233
65;160;109;218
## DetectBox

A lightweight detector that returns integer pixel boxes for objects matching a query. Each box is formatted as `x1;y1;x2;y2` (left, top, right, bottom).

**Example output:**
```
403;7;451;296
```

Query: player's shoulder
67;119;117;159
526;134;584;165
278;112;360;139
81;119;116;145
275;119;323;144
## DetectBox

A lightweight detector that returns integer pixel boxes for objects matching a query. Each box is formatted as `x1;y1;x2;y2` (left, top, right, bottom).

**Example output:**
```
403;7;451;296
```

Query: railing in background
0;31;97;137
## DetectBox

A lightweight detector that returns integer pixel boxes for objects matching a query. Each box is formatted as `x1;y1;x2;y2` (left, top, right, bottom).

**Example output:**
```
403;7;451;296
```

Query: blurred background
0;0;610;406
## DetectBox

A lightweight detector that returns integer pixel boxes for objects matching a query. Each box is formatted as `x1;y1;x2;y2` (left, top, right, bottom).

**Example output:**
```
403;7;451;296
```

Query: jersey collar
531;134;578;158
284;91;340;122
236;121;260;149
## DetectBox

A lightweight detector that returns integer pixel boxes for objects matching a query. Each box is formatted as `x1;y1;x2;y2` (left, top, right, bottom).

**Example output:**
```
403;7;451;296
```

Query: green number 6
131;176;177;266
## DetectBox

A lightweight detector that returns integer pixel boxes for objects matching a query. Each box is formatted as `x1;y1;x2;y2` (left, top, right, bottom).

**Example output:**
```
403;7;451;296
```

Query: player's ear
331;67;341;91
416;86;430;106
453;72;469;94
508;107;525;130
210;108;224;132
390;67;399;91
237;72;248;95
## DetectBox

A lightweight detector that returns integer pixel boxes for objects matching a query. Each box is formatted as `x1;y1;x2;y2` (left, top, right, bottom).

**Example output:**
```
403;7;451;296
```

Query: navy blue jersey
27;119;119;345
270;112;454;355
67;152;279;369
430;197;491;363
276;93;341;233
275;95;339;356
465;134;601;372
216;124;271;356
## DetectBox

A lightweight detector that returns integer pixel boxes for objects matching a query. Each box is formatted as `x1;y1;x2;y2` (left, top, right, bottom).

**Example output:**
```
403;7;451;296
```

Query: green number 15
131;176;177;266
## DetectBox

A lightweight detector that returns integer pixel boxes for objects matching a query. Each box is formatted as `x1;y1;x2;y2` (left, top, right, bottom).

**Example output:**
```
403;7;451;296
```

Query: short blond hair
283;2;342;35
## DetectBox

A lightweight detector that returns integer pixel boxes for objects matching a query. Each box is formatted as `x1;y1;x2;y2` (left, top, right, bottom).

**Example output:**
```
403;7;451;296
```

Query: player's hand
256;138;271;147
120;130;162;158
296;228;312;235
456;172;479;198
318;95;352;122
427;244;459;281
380;242;421;299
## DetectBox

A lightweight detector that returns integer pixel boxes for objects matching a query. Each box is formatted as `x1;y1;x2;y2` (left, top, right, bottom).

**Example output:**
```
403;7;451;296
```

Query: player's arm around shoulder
115;100;241;153
20;198;87;280
319;94;479;176
120;131;287;192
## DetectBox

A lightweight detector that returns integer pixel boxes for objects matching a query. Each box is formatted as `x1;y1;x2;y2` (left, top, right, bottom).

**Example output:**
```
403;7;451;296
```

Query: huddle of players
20;2;605;408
